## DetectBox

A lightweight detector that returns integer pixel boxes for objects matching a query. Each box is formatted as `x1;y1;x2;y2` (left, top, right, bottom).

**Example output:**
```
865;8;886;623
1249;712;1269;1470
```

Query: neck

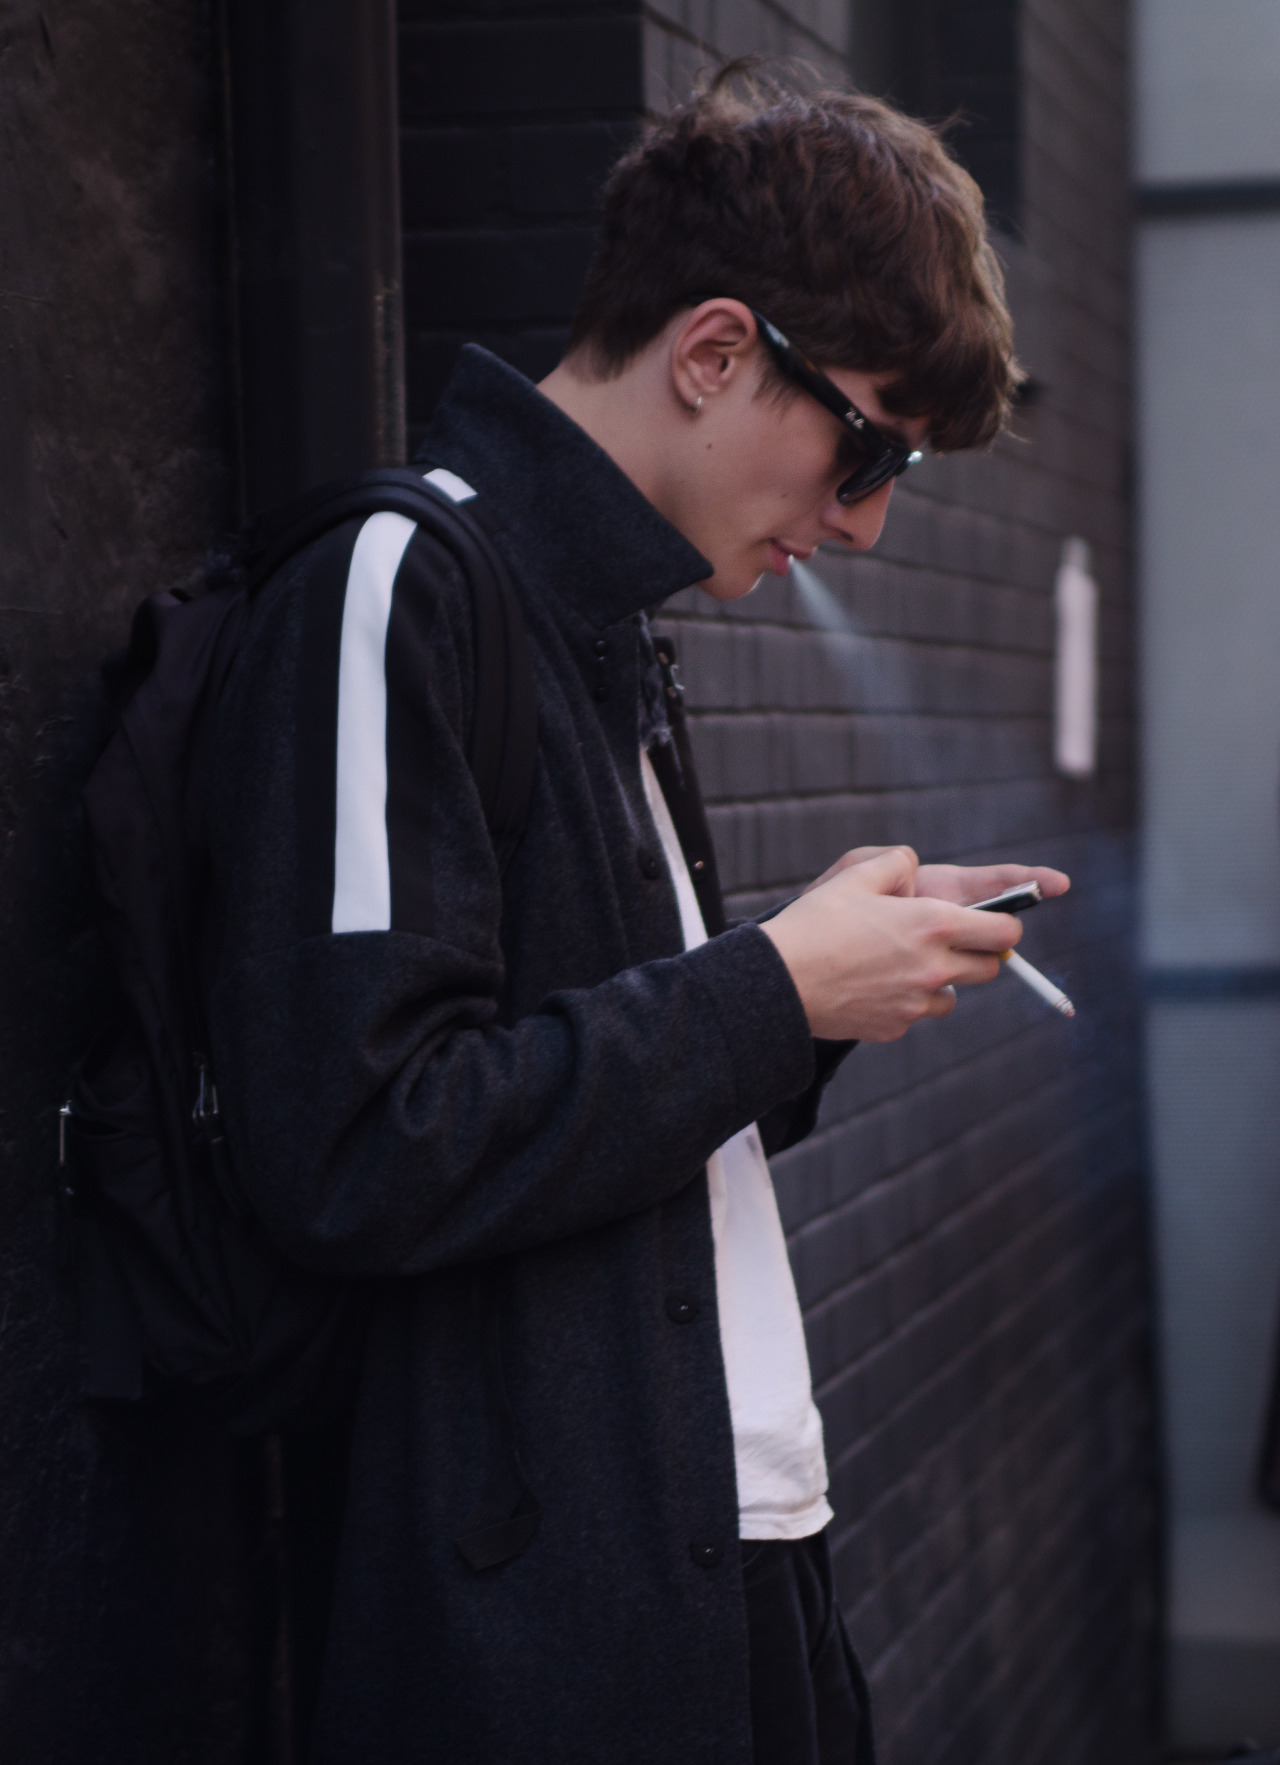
538;353;678;521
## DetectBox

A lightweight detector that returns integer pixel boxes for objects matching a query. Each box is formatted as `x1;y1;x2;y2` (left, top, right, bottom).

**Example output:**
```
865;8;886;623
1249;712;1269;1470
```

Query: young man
208;70;1066;1764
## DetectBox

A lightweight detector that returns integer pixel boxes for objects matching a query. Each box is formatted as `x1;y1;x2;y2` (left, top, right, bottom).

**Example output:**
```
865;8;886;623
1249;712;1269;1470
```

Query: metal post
220;0;406;520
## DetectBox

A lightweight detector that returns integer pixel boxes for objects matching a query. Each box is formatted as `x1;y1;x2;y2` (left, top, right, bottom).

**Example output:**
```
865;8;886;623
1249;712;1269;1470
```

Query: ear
669;300;759;412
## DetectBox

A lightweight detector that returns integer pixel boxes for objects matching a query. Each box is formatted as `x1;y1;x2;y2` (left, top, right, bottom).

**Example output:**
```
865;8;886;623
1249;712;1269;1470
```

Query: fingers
801;845;897;895
922;985;957;1018
981;863;1071;899
952;906;1022;952
915;862;1072;905
947;952;1003;988
842;845;919;899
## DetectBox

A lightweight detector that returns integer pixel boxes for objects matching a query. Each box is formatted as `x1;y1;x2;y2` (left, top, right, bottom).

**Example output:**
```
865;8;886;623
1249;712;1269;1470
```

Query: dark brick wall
851;0;1023;232
398;0;643;443
652;2;1156;1760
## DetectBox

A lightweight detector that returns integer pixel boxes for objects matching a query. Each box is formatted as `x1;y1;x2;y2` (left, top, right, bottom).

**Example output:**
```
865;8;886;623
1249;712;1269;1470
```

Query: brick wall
643;0;848;107
399;4;1158;1759
399;0;643;441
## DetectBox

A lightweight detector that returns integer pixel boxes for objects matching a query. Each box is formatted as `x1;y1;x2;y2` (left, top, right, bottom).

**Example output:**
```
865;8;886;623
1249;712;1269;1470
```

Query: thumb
843;844;918;898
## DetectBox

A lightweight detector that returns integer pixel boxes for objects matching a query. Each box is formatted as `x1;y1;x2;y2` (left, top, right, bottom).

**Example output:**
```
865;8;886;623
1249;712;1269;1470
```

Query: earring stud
693;395;703;414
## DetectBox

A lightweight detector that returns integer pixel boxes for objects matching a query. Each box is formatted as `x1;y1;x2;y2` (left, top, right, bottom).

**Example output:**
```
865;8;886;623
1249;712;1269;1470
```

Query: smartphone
970;881;1044;914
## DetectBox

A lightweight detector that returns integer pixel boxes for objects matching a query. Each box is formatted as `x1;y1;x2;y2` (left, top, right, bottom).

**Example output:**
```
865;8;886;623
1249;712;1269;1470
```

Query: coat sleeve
738;905;857;1154
207;520;817;1276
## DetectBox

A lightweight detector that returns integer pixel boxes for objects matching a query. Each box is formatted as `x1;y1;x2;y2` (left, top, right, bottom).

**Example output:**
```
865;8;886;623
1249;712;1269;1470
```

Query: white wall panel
1136;0;1280;182
1138;213;1280;967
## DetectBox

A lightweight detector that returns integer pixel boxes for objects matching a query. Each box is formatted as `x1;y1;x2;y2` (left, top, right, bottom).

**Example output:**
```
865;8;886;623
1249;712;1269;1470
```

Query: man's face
665;352;931;601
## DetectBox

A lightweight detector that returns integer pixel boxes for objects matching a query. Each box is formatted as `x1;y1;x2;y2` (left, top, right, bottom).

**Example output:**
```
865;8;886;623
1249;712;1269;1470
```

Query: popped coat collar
417;345;713;630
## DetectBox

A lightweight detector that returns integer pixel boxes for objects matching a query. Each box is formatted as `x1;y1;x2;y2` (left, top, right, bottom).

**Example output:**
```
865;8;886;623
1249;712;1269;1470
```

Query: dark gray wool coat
207;346;851;1763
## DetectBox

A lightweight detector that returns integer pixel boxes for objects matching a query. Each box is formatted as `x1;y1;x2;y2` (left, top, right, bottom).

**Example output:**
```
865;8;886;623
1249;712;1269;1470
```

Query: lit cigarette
1001;949;1075;1017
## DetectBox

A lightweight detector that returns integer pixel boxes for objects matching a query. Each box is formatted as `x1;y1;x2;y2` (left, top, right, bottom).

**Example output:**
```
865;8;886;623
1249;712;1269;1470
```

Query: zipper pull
192;1054;220;1126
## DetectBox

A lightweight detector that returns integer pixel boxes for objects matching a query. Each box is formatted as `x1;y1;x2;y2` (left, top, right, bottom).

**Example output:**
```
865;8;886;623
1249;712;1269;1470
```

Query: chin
700;569;762;603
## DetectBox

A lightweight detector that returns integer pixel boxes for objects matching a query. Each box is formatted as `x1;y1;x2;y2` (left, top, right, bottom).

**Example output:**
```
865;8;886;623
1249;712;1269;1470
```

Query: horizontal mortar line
829;1253;1148;1558
674;625;1058;655
671;581;1061;609
1026;9;1127;85
1047;332;1131;376
799;1075;1104;1324
678;596;1061;621
709;787;1069;812
704;773;1062;801
850;1441;1139;1701
805;1161;1139;1400
682;638;1057;665
399;112;637;131
876;497;1125;548
729;554;1068;591
827;526;1077;561
403;212;609;232
798;1074;1111;1315
1025;10;1129;96
859;1437;1148;1747
684;701;1054;714
640;0;845;65
784;997;1089;1158
712;633;1057;660
1025;138;1132;221
821;1241;1143;1521
686;698;1058;717
704;783;1057;806
402;214;608;237
832;1285;1149;1654
977;1563;1155;1765
399;109;638;133
1026;161;1130;228
789;1034;1101;1241
894;475;1129;523
810;1112;1134;1409
920;1458;1156;1750
1144;963;1280;1001
1023;173;1132;243
826;1234;1144;1575
1136;177;1280;219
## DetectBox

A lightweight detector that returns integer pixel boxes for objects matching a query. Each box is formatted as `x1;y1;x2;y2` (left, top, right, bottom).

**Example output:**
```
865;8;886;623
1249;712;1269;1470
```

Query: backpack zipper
192;1053;220;1126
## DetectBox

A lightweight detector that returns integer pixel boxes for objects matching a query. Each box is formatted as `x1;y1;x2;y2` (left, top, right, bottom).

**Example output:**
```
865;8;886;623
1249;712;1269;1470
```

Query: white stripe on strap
423;466;476;503
332;511;418;933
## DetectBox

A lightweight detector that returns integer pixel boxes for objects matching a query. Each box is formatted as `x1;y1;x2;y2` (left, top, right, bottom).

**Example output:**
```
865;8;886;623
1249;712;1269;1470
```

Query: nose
824;480;894;551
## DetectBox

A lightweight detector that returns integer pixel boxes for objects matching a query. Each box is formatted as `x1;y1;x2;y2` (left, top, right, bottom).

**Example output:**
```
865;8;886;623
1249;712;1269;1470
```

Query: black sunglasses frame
749;310;923;505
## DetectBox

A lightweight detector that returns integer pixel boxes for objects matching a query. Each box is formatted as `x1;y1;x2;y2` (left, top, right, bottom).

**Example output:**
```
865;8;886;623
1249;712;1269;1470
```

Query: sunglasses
749;310;924;505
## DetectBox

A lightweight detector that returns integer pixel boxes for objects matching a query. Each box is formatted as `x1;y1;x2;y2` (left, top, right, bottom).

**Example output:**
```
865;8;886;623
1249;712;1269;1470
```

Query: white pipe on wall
1054;536;1099;778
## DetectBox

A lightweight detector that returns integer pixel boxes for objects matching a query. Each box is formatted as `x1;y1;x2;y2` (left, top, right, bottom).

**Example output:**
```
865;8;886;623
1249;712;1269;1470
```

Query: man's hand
764;846;1038;1042
801;847;1071;908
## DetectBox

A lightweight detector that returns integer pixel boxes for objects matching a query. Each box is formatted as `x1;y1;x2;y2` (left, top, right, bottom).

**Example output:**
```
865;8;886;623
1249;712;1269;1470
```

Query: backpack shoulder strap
247;468;538;873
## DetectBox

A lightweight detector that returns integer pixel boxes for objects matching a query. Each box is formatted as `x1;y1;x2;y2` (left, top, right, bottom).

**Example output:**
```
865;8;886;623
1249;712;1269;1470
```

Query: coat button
593;638;609;656
666;1293;699;1324
638;850;661;879
690;1539;723;1569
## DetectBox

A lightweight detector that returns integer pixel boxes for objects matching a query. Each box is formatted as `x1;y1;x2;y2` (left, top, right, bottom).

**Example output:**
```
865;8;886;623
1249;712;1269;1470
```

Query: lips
766;540;814;576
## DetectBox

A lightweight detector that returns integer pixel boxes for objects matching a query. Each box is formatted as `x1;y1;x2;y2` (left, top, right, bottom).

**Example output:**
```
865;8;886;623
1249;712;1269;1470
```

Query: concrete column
1135;0;1280;1747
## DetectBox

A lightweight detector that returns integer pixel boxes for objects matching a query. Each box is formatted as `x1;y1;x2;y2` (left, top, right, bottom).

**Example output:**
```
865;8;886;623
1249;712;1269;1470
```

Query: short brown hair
568;64;1021;451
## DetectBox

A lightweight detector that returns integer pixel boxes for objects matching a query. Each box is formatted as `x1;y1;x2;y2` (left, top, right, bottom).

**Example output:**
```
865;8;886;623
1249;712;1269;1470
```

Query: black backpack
60;470;538;1436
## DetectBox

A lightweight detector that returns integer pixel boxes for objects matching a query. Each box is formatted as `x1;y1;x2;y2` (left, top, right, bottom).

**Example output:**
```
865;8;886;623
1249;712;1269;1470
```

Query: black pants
742;1531;876;1765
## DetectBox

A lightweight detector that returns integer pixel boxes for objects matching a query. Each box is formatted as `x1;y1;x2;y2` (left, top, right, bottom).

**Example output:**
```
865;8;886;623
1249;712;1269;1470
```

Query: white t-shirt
640;749;833;1541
